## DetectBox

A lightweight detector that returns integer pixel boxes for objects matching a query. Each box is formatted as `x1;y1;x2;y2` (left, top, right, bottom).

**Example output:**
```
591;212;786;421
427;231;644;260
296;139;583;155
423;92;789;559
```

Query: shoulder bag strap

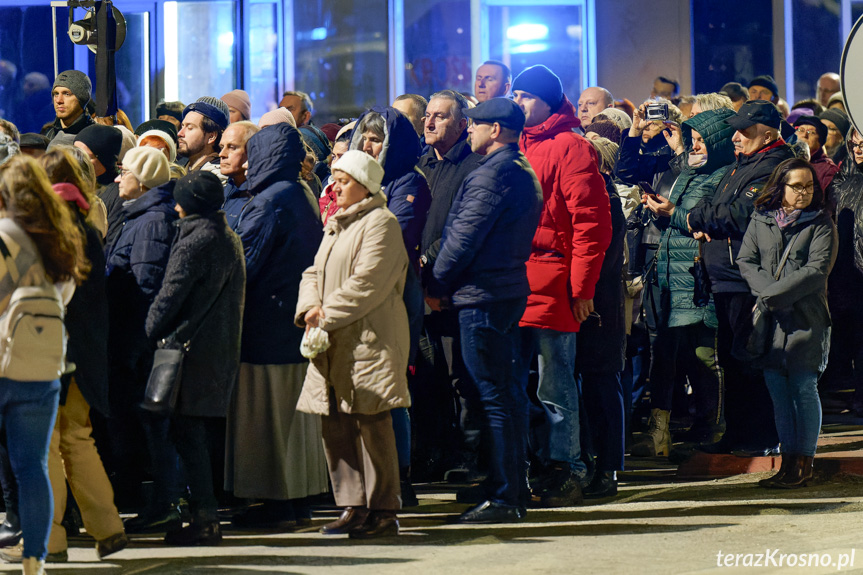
773;234;798;281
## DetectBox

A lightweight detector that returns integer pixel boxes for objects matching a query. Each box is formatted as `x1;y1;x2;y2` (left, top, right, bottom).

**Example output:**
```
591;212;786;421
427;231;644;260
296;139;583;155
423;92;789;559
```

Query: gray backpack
0;219;66;382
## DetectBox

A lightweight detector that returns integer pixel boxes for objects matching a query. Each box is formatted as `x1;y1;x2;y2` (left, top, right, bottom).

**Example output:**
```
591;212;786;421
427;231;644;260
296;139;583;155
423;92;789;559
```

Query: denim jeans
763;369;822;457
0;378;60;560
458;298;527;506
520;327;586;478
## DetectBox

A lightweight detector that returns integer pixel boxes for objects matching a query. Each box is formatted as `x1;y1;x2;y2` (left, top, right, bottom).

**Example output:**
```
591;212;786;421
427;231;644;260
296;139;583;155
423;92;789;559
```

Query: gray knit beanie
53;70;92;108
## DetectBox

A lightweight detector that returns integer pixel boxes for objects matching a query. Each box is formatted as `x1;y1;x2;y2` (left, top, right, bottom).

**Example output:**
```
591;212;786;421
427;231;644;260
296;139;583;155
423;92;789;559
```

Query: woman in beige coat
295;150;410;539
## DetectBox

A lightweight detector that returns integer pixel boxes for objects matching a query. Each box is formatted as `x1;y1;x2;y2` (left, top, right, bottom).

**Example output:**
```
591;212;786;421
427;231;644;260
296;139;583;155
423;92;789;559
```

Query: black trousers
713;292;778;448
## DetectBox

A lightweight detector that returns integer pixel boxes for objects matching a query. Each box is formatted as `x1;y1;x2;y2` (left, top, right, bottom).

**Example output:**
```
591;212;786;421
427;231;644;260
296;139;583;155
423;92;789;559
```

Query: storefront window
165;1;237;105
248;2;280;120
404;0;472;97
293;0;388;124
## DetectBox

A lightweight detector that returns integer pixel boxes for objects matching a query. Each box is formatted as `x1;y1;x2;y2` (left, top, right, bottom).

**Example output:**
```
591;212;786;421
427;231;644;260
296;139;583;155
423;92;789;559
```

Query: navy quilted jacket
430;143;542;307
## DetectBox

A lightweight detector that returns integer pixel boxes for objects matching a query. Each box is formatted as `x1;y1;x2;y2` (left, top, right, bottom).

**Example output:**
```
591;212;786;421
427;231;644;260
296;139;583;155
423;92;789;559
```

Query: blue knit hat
183;96;230;131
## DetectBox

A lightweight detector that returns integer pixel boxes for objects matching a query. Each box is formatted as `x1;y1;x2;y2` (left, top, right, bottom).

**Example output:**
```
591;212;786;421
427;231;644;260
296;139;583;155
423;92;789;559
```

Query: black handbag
741;235;797;360
140;278;230;416
140;342;188;416
689;240;711;308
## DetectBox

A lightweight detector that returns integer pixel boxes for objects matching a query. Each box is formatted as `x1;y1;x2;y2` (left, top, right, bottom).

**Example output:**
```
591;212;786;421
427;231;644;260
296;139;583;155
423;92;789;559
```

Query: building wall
594;0;692;104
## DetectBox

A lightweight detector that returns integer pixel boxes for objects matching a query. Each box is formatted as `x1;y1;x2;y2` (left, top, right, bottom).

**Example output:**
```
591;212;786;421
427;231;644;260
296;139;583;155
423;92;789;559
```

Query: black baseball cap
726;100;783;131
463;97;526;132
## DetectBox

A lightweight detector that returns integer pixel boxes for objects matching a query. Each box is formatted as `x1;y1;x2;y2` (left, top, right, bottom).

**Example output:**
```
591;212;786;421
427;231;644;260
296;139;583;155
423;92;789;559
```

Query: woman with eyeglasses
737;158;837;489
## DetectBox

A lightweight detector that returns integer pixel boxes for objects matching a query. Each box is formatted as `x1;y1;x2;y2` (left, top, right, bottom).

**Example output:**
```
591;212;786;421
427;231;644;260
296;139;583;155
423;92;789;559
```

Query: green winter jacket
655;108;736;328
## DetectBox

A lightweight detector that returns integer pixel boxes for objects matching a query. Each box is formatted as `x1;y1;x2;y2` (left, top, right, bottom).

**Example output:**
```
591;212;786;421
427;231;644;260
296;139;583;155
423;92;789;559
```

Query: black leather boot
758;455;793;488
400;466;418;508
773;455;814;489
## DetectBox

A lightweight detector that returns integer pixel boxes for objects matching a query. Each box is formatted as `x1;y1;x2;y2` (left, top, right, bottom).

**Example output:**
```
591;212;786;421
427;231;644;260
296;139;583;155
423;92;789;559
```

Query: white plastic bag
300;326;330;359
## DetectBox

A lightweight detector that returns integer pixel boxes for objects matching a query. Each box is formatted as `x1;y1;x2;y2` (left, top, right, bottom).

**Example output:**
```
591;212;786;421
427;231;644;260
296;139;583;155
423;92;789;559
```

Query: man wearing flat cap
687;100;794;457
46;69;94;140
426;98;542;524
793;115;839;190
178;96;231;185
512;64;612;509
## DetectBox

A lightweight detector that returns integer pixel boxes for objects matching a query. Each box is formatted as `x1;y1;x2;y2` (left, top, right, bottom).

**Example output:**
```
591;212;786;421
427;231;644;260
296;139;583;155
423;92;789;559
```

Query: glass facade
293;0;388;124
404;0;473;98
248;2;280;119
488;4;584;99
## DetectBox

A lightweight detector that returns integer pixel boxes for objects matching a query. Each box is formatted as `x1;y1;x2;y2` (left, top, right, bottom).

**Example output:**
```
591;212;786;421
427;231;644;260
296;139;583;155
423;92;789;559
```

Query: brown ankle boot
631;409;671;457
320;507;369;535
774;455;814;489
348;510;399;539
759;454;793;488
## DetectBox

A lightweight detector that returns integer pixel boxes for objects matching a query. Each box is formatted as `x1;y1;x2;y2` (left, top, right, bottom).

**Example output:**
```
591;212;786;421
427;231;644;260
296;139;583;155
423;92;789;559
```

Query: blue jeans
0;378;59;560
458;299;527;506
763;369;822;457
521;327;586;478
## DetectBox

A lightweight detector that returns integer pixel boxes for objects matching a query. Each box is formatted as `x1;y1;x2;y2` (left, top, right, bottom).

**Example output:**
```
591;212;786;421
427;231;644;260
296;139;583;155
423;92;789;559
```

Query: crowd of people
0;61;854;573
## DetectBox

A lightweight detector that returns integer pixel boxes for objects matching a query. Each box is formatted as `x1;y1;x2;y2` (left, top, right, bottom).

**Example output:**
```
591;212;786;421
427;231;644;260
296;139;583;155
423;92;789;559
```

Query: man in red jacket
513;65;612;507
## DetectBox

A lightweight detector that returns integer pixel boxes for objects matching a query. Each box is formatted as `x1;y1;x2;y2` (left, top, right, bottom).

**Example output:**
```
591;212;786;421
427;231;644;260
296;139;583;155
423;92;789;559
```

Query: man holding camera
512;65;612;507
687;100;794;456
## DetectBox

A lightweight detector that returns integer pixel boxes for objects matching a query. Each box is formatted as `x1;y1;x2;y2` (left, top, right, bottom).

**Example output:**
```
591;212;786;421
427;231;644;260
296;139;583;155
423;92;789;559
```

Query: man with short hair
474;60;511;103
748;75;780;104
393;94;428;137
427;97;542;523
220;120;260;228
720;82;750;111
513;65;612;507
793;114;839;190
279;90;314;127
816;72;841;107
416;89;484;478
576;86;614;126
179;97;230;185
687;100;794;456
46;70;94;140
651;76;679;100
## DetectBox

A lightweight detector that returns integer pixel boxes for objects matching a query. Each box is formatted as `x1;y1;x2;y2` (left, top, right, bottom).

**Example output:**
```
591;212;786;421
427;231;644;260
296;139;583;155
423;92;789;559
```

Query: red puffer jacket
519;97;612;332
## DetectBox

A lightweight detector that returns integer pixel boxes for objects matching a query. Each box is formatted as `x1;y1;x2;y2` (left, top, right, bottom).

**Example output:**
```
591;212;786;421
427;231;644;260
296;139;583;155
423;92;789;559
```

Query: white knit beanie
332;150;384;195
115;125;138;165
122;146;170;190
137;129;177;163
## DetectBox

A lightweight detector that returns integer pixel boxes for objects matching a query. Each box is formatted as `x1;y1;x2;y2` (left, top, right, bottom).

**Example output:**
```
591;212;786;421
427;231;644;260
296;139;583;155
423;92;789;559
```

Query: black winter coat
146;212;246;417
576;174;626;373
62;214;109;416
418;132;483;261
105;182;178;372
688;140;795;292
829;137;863;287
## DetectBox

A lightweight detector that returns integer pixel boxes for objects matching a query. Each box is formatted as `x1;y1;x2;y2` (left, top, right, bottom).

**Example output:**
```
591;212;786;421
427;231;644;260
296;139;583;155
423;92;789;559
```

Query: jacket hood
126;180;175;217
350;106;421;186
326;191;387;232
245;123;305;193
682;108;737;174
521;95;580;146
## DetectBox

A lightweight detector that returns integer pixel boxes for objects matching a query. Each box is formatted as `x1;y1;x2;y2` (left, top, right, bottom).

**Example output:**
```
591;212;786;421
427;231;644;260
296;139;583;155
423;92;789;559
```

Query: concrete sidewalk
3;426;863;574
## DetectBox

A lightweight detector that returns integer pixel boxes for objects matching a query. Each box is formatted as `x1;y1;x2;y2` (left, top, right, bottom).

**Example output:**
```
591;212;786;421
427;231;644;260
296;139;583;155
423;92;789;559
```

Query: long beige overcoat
294;192;411;415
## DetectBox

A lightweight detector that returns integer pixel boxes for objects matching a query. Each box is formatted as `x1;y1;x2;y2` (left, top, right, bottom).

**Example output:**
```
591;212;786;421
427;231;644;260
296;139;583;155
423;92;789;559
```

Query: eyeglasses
587;311;602;327
795;126;818;137
786;182;814;196
850;141;863;151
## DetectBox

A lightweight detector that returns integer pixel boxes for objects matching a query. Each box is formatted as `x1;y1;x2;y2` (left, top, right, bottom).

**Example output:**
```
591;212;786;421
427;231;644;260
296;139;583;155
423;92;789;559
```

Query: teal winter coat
655;108;736;328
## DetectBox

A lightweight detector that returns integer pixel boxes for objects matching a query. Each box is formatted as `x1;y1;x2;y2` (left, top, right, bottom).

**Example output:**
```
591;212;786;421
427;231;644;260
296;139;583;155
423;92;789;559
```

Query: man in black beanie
46;70;94;140
74;123;125;245
748;75;780;104
511;64;613;507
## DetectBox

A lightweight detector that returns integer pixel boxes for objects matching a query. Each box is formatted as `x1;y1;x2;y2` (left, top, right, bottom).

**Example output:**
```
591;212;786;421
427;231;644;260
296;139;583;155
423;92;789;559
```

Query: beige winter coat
294;193;411;415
